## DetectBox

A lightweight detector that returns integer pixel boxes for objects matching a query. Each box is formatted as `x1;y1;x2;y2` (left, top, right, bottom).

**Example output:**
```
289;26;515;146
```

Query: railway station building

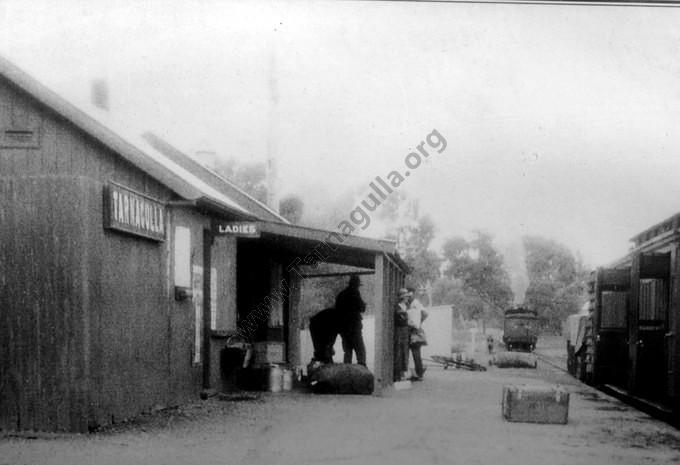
0;56;408;432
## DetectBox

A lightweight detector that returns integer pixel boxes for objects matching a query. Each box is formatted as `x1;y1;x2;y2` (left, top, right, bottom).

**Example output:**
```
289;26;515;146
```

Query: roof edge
0;54;251;220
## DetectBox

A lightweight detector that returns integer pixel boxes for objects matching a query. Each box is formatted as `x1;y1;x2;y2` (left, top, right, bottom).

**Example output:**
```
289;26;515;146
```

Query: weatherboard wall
0;75;237;431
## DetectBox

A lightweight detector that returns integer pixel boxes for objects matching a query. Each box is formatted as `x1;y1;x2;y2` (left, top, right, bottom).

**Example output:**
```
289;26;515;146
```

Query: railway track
534;349;679;427
533;351;568;372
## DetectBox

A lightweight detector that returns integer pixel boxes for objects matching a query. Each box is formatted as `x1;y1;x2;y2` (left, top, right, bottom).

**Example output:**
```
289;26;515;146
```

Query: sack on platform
308;363;374;395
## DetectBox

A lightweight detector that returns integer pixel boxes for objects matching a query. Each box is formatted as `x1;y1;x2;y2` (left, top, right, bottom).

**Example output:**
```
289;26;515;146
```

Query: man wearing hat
335;275;367;366
394;288;411;381
407;287;428;380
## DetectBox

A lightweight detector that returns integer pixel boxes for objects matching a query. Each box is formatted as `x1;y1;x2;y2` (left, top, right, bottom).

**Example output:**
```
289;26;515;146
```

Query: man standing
336;275;366;366
394;288;411;381
407;287;428;380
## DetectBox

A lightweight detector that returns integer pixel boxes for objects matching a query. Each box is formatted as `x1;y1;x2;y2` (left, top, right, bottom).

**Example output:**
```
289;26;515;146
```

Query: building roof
0;54;253;220
602;210;680;269
0;55;408;268
142;132;287;223
630;211;680;248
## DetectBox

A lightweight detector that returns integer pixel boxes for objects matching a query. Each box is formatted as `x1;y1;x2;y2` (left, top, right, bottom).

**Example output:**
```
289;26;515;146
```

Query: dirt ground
3;336;680;465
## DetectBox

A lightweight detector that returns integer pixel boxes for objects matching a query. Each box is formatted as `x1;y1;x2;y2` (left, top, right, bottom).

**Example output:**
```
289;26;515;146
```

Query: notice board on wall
192;265;203;365
211;268;217;330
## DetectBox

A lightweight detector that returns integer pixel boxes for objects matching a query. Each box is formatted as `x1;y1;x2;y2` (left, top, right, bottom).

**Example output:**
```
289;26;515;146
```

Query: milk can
267;364;283;393
282;368;294;391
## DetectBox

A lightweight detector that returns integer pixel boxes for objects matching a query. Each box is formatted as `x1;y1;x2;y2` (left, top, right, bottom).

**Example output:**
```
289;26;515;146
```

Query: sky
2;0;680;269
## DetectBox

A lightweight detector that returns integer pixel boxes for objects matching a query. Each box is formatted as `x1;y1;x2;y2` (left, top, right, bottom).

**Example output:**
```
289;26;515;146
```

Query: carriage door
631;253;671;401
594;268;630;389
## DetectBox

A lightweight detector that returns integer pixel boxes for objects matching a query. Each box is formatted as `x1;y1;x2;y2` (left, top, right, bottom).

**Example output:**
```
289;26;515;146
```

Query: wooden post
287;272;302;370
202;229;214;390
373;254;385;394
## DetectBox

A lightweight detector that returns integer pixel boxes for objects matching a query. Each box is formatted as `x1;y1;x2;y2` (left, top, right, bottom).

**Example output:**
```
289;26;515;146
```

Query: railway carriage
502;307;539;352
580;212;680;418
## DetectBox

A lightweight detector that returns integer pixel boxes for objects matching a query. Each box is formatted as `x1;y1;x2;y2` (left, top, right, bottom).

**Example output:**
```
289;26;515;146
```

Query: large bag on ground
492;351;537;368
308;363;374;395
502;384;569;424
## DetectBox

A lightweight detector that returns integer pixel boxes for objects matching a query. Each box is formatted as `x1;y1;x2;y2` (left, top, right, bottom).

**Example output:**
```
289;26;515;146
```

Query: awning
246;221;409;272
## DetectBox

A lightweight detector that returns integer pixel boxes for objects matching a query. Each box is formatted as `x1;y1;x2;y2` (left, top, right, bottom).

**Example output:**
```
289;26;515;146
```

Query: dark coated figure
309;308;340;364
335;275;367;366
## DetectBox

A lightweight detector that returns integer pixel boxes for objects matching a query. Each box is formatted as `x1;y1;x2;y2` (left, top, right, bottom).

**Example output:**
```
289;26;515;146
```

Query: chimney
194;150;218;168
266;156;279;213
91;79;109;111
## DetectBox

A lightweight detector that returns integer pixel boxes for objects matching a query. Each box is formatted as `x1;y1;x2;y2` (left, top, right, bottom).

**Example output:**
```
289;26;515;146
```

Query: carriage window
639;279;667;322
601;291;627;329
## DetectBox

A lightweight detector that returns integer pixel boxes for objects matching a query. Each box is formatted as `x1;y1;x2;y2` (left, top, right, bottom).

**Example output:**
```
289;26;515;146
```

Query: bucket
267;364;283;392
282;368;293;391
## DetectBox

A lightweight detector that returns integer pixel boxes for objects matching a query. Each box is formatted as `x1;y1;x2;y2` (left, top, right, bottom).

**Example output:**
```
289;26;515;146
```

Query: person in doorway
407;287;428;381
309;307;340;364
394;288;411;381
336;275;367;366
487;334;494;355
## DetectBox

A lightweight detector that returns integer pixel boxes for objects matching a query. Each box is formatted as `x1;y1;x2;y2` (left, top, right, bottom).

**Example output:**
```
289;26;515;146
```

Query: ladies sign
212;221;260;237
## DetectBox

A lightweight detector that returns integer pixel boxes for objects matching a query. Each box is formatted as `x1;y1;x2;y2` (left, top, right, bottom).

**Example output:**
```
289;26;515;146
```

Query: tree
376;190;408;224
441;231;514;329
431;277;466;306
522;236;588;333
213;158;268;204
302;188;358;230
407;249;442;289
279;195;304;224
387;205;442;290
397;215;436;259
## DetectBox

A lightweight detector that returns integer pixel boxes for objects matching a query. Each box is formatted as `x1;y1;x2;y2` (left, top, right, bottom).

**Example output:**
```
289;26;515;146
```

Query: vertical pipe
202;229;214;390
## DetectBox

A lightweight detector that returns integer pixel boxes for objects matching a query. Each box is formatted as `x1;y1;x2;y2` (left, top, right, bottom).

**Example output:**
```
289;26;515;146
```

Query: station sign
213;221;260;238
104;182;166;241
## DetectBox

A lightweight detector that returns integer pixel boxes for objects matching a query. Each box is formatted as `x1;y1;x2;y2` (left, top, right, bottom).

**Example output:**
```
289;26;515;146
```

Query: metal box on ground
502;384;569;424
238;364;293;392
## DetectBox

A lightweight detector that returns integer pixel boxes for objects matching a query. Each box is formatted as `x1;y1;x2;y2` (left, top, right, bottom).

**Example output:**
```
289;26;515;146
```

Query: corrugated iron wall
0;177;91;431
86;178;172;428
0;77;217;431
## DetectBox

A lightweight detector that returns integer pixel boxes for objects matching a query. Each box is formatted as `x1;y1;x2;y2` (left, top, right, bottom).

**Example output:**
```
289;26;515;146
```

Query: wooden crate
253;341;285;365
502;385;569;424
